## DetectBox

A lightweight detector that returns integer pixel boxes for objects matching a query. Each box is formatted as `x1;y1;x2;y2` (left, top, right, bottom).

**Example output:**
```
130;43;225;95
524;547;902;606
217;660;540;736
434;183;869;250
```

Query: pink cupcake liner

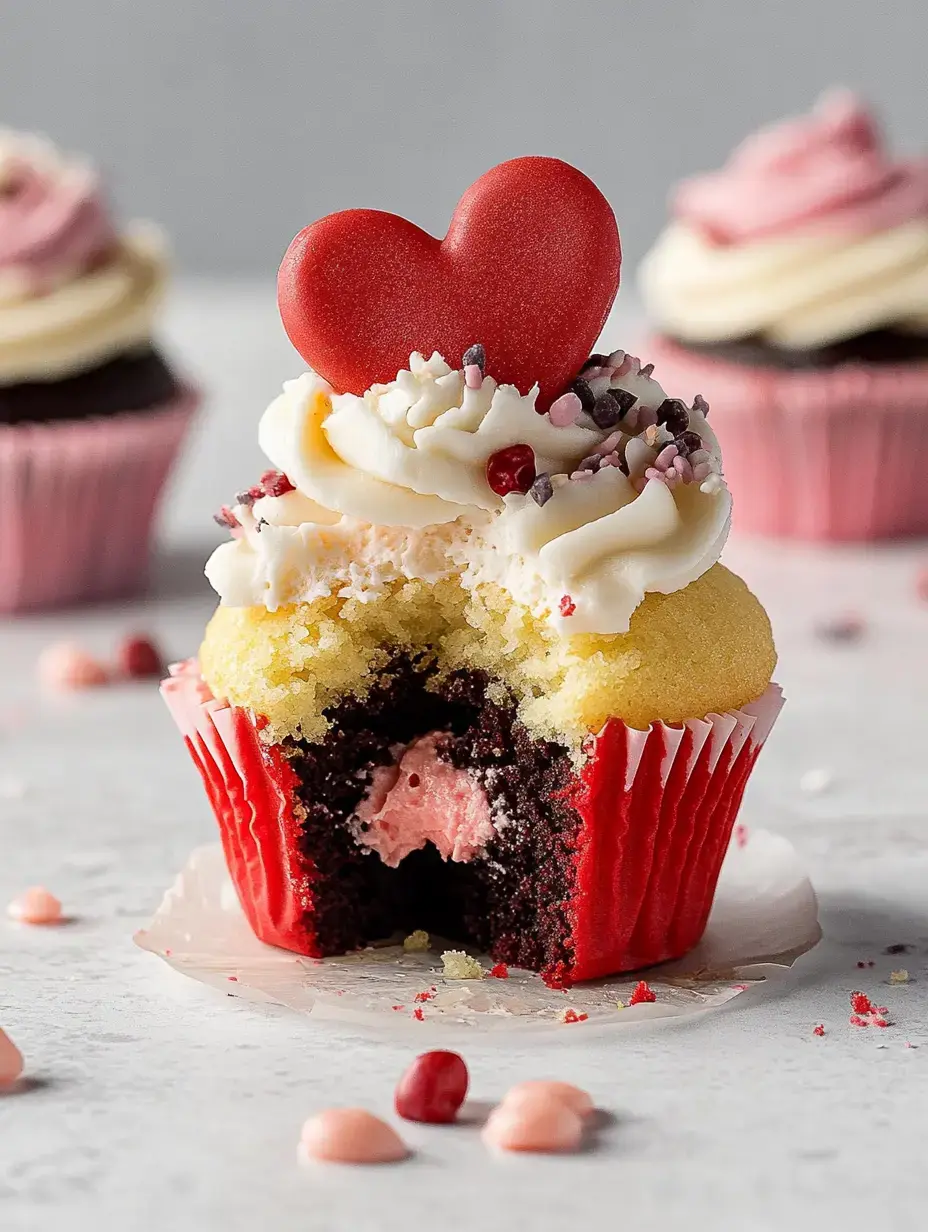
162;658;783;982
0;384;199;612
646;337;928;541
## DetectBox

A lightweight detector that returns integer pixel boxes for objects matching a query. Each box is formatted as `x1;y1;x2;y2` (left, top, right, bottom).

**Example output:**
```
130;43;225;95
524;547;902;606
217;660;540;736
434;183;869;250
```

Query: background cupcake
639;90;928;541
0;130;199;612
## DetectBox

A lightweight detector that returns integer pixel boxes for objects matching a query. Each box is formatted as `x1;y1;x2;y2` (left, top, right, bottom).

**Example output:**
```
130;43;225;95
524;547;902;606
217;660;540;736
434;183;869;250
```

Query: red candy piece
278;157;620;409
394;1050;469;1124
118;635;164;679
628;980;657;1006
486;444;536;497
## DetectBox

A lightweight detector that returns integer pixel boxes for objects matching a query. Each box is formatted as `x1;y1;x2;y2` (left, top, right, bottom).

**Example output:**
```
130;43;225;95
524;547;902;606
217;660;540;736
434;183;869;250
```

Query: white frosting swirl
206;353;731;635
639;219;928;348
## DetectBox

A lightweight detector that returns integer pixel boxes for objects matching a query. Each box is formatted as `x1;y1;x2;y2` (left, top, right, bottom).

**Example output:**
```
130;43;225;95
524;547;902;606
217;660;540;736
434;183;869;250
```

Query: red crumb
412;1008;425;1022
392;1005;404;1012
851;991;873;1014
260;469;295;498
117;635;164;679
489;963;510;979
542;962;573;991
813;1024;826;1037
560;1009;588;1024
734;823;748;848
629;980;657;1006
856;960;875;969
558;595;576;618
227;976;238;982
414;987;437;1003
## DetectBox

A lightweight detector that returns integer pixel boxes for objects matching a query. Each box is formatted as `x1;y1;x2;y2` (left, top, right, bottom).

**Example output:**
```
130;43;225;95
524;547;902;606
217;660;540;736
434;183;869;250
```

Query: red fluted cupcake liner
0;385;199;613
161;659;783;981
646;336;928;541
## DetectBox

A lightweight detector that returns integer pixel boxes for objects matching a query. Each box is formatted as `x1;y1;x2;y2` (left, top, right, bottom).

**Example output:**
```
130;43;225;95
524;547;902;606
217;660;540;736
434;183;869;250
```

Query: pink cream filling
354;733;495;868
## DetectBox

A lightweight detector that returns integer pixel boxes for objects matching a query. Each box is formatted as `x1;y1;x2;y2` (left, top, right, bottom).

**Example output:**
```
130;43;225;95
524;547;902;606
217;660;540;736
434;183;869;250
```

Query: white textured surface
2;284;928;1231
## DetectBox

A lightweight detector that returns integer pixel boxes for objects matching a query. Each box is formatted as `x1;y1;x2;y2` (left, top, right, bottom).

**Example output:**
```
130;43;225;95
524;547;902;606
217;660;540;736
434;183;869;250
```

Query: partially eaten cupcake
163;157;780;984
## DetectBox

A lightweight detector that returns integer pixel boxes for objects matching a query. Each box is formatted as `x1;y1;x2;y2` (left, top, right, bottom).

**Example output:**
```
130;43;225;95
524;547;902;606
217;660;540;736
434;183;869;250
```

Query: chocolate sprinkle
577;454;600;472
530;472;554;506
213;506;239;530
639;363;655;378
693;393;710;417
462;343;486;373
580;353;609;373
569;377;596;413
656;398;690;435
675;430;703;458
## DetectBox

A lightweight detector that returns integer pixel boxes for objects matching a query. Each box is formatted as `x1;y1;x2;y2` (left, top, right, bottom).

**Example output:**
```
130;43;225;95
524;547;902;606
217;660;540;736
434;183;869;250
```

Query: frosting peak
674;90;928;245
206;351;731;636
0;130;168;382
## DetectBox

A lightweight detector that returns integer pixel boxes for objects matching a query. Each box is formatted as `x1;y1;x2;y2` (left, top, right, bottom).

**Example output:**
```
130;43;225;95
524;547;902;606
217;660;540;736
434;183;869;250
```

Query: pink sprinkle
655;444;679;470
464;363;483;390
548;391;582;427
595;431;624;456
0;1028;24;1087
37;643;109;691
300;1109;408;1165
734;823;748;848
673;456;694;482
731;984;750;992
7;886;63;925
692;461;711;482
614;355;637;378
570;469;596;482
600;452;623;468
813;1024;825;1037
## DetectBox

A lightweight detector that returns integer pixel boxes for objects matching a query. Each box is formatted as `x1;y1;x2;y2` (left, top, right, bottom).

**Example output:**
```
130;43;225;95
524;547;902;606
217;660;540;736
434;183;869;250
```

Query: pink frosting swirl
674;91;928;245
0;136;117;289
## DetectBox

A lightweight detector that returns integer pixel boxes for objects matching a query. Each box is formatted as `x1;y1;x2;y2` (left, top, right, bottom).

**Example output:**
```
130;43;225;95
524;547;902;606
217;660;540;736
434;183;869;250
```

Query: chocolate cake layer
669;328;928;371
284;654;580;978
0;347;181;426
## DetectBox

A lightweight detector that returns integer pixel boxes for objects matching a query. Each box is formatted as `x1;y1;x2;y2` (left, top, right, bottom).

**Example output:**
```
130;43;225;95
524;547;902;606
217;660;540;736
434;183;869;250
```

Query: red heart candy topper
277;157;620;410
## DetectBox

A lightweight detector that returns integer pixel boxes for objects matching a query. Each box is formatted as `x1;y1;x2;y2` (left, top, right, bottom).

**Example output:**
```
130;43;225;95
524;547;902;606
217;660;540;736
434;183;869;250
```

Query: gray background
1;0;926;278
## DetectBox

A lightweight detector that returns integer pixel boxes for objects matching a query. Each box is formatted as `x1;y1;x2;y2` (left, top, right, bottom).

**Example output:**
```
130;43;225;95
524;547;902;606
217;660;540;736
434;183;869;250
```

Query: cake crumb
615;1000;626;1010
403;929;431;952
813;1024;825;1037
488;962;510;979
558;1008;588;1024
889;970;910;984
441;951;485;980
414;987;436;1003
628;980;657;1006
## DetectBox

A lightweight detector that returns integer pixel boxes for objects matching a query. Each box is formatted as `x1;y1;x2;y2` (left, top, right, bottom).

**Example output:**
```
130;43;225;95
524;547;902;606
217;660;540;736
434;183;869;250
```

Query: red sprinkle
412;1008;425;1022
117;635;164;679
813;1024;825;1037
260;469;295;498
486;444;536;497
561;1008;588;1024
851;991;873;1014
629;980;657;1006
558;595;576;618
394;1051;469;1124
488;963;510;979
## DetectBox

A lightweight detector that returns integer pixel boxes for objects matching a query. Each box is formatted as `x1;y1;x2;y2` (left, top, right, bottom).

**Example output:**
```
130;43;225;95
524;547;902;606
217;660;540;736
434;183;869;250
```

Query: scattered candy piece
462;342;486;373
488;962;509;979
117;635;164;679
530;472;554;507
483;1095;584;1154
464;363;483;389
441;950;484;980
0;1028;24;1087
850;991;874;1014
412;1007;425;1022
816;613;865;643
628;980;657;1006
486;444;536;497
403;929;430;953
300;1109;408;1164
503;1081;593;1119
800;767;834;794
548;391;583;427
7;886;63;925
889;970;910;984
558;1008;588;1024
37;643;108;691
395;1051;469;1124
813;1024;826;1037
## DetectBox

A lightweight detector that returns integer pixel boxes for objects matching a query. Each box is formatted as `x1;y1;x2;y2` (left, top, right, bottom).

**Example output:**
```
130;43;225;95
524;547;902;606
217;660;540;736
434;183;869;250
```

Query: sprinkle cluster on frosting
0;130;168;383
640;91;928;348
207;346;730;636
